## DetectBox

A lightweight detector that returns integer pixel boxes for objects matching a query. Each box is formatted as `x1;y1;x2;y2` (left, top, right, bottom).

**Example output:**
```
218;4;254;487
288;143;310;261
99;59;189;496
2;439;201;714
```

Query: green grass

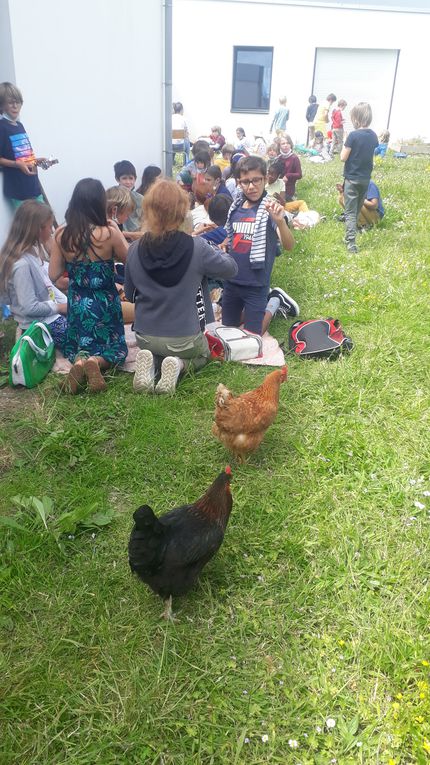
1;155;430;765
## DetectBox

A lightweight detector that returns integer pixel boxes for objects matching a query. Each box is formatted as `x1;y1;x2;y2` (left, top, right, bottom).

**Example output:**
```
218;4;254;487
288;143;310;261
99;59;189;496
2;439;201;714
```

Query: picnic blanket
53;323;285;374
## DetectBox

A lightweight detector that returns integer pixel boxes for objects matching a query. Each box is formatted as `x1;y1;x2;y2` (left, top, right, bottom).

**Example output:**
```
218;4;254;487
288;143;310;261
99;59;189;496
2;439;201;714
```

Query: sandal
84;359;107;393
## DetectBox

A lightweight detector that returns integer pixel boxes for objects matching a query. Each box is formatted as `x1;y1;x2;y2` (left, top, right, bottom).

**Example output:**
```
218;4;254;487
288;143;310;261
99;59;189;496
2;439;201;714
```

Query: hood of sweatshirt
137;231;194;287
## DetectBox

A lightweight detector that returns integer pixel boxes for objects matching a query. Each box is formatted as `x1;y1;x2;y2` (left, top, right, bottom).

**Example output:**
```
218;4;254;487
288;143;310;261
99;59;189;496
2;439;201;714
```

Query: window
231;46;273;113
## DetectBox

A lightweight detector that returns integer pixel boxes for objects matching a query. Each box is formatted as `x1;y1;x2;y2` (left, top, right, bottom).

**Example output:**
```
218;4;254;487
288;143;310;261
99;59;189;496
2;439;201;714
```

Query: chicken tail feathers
129;505;166;576
132;504;162;532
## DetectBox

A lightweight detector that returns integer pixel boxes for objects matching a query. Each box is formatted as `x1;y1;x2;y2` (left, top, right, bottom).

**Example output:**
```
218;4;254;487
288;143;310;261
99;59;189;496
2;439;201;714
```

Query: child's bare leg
360;207;379;227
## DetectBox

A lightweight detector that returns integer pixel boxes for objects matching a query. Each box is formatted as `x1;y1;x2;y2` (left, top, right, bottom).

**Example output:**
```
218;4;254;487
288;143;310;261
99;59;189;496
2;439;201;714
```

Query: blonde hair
211;125;222;134
338;99;347;109
0;81;23;113
350;102;373;129
106;186;134;218
0;200;53;292
143;179;189;238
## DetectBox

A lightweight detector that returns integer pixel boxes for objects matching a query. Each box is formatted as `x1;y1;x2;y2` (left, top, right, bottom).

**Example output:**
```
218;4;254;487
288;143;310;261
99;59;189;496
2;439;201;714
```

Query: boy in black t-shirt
0;82;45;209
340;102;378;253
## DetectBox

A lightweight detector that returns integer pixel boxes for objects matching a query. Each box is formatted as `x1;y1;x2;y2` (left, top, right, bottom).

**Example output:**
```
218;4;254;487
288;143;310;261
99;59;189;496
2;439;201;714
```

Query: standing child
222;155;298;337
113;160;143;236
49;178;128;393
0;82;48;209
340;102;378;253
270;96;290;135
276;136;303;201
330;99;347;157
0;200;67;346
313;93;337;139
306;95;318;146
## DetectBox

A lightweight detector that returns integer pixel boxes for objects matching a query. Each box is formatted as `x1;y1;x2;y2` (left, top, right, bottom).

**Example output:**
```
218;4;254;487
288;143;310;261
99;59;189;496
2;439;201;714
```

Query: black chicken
128;467;233;620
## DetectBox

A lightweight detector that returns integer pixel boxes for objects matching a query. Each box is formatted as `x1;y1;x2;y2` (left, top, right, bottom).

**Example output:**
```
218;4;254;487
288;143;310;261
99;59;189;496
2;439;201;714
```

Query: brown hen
212;366;287;462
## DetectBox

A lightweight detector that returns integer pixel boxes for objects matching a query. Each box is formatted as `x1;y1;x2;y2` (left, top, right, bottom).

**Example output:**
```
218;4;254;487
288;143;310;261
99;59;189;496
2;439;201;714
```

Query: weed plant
0;156;429;764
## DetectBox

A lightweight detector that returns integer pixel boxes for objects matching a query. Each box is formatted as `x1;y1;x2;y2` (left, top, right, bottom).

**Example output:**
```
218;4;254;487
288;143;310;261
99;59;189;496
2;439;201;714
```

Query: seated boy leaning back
222;156;295;337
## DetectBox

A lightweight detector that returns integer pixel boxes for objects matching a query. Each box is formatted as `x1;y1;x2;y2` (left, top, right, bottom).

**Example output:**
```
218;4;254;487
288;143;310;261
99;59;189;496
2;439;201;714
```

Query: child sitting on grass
214;143;235;172
113;160;143;238
0;200;67;347
136;165;161;196
177;150;211;191
374;130;390;158
49;178;128;394
336;180;384;228
125;179;237;395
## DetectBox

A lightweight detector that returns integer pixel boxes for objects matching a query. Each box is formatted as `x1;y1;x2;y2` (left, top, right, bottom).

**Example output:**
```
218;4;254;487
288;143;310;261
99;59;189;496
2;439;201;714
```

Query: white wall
1;0;165;244
173;0;430;147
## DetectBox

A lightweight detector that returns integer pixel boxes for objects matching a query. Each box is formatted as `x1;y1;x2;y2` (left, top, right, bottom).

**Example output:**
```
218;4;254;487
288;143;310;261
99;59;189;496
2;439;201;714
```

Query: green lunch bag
9;321;55;388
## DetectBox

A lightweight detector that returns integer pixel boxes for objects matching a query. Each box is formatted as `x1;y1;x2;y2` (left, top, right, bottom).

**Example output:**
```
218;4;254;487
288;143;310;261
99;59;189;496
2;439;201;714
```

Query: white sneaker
155;356;183;395
133;350;155;393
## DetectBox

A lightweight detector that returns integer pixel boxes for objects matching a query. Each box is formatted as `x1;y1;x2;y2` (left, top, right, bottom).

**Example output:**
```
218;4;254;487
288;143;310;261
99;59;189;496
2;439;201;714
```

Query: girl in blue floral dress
49;178;128;393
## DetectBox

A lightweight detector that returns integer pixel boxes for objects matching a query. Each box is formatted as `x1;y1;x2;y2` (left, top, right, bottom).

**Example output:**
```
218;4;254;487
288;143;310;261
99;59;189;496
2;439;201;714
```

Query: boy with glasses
223;156;298;336
0;82;45;209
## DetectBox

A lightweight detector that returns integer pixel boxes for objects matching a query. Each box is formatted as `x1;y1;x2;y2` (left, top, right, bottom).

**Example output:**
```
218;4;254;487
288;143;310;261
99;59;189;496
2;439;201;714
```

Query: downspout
164;0;173;178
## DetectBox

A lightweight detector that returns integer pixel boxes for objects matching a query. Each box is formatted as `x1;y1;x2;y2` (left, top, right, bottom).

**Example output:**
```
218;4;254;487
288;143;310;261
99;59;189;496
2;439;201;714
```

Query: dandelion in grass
261;734;269;743
244;737;250;744
288;739;298;749
414;501;425;510
326;718;336;729
316;725;322;733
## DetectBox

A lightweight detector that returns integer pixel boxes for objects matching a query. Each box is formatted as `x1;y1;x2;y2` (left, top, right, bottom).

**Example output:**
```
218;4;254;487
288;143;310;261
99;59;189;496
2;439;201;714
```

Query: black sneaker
347;242;358;253
268;287;300;318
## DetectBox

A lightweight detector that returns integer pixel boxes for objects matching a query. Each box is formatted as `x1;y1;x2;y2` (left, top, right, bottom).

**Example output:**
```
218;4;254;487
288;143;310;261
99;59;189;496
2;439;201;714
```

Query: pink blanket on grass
53;323;285;374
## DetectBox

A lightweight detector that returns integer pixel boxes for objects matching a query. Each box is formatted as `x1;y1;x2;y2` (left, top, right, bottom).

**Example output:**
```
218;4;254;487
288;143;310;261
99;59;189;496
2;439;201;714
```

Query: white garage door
313;47;399;133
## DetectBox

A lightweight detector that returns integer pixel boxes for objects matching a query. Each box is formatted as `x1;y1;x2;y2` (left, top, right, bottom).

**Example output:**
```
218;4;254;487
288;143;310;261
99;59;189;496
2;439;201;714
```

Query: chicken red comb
225;465;232;475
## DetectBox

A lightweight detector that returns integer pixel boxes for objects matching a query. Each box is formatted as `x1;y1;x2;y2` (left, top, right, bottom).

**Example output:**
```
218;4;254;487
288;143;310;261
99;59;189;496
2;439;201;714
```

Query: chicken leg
161;595;176;622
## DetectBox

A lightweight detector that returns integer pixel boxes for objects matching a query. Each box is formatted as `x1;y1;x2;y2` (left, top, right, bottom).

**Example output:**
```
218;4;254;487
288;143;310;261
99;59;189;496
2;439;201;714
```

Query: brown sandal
68;361;86;394
84;359;107;393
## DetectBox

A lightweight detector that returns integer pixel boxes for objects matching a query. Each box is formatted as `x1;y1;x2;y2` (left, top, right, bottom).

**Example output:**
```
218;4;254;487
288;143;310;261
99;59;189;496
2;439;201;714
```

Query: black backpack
288;318;353;359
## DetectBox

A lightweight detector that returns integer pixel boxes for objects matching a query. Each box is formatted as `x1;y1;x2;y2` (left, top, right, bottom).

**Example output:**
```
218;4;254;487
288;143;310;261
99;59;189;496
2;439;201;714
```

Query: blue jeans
222;282;268;335
344;179;368;244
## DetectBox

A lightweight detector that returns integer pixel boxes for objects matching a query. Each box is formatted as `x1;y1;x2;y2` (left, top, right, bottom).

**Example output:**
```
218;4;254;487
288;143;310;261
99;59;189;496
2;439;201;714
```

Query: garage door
313;47;399;132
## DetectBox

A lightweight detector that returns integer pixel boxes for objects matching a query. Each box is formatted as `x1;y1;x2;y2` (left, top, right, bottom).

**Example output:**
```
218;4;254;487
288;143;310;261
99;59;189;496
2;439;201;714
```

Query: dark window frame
231;45;273;114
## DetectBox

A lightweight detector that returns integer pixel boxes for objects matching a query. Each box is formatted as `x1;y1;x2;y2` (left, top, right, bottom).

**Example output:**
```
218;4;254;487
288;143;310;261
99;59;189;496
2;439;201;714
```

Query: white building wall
173;0;430;146
0;0;165;244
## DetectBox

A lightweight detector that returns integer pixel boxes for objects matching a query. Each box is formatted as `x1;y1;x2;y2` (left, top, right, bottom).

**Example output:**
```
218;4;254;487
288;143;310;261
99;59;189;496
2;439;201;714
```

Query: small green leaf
0;516;33;533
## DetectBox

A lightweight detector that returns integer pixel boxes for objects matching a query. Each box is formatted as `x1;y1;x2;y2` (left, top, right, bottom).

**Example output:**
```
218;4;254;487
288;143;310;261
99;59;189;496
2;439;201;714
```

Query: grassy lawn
1;155;430;765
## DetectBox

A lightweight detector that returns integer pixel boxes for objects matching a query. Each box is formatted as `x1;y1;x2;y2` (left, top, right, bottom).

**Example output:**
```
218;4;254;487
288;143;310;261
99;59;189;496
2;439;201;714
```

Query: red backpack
288;318;353;359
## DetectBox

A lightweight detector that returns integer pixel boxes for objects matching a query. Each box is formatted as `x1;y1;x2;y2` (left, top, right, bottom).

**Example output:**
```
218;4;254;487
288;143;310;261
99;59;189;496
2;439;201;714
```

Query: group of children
0;81;386;395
